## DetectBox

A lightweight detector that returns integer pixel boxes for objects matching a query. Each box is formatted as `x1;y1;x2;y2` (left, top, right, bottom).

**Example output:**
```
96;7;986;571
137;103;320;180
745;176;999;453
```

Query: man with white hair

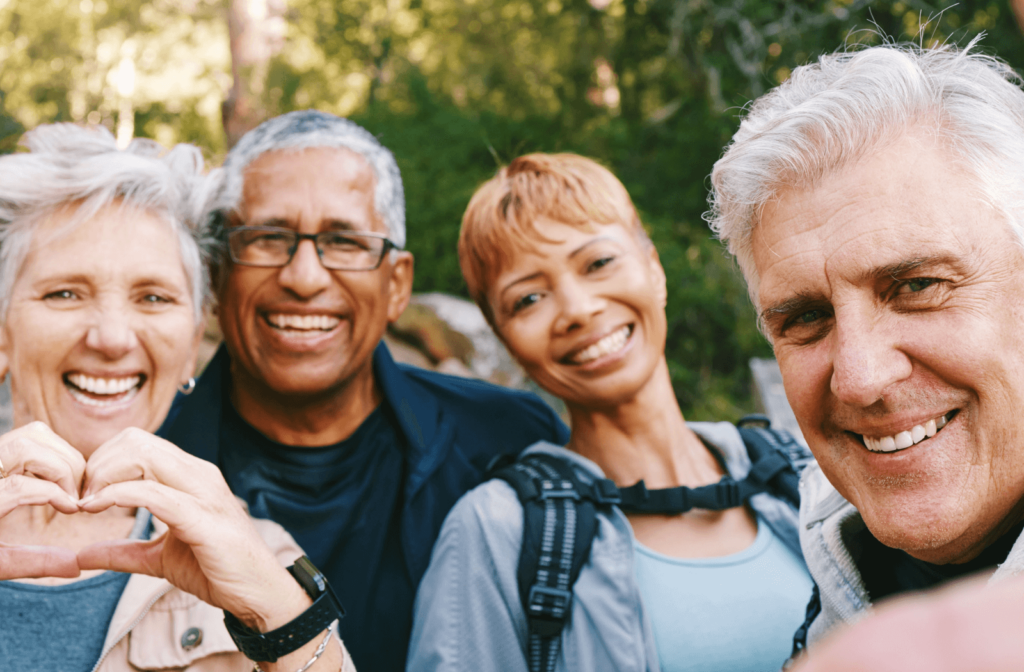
160;110;568;672
709;40;1024;653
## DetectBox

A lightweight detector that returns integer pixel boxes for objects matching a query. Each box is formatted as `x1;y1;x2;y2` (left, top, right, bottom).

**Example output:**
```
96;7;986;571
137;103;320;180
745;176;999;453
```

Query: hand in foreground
76;427;308;629
0;421;84;579
792;575;1024;672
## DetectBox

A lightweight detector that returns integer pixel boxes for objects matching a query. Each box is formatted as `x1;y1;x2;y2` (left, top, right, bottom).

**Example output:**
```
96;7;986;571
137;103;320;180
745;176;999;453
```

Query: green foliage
4;0;1024;420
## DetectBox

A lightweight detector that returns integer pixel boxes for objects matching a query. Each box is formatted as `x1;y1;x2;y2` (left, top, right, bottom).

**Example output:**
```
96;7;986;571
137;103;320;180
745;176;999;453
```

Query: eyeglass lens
229;228;388;270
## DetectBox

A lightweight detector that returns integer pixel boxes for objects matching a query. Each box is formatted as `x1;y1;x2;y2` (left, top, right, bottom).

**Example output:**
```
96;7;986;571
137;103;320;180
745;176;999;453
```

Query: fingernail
78;495;95;507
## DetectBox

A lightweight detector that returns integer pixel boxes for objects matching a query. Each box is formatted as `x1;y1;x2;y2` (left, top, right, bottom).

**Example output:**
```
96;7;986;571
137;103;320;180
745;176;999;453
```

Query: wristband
224;556;346;663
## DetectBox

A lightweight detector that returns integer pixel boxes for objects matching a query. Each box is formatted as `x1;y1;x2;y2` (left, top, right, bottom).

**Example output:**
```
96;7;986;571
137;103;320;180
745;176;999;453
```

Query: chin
857;494;979;561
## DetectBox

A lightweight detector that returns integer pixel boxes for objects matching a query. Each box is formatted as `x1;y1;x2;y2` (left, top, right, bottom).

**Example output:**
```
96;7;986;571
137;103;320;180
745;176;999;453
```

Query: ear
646;243;668;308
385;251;415;323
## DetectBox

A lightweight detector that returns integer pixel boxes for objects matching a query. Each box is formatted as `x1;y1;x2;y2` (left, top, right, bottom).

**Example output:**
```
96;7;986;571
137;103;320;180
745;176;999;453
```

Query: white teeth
266;313;340;331
862;413;952;453
66;381;141;407
572;326;631;364
66;373;141;395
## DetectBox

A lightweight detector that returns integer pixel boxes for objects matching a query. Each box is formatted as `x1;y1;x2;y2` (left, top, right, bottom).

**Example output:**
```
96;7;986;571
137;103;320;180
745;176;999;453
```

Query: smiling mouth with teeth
265;313;341;332
860;410;959;453
64;373;144;408
567;325;634;365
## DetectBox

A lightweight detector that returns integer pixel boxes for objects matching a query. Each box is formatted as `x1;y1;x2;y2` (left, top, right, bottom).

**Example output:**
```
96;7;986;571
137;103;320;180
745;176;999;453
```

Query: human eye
320;232;368;251
43;289;78;301
512;292;542;314
587;255;616;273
142;294;170;304
894;278;939;295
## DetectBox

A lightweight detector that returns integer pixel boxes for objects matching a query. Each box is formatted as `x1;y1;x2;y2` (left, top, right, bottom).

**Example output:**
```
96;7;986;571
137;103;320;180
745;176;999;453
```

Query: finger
0;475;80;517
0;430;86;498
77;536;166;576
83;429;227;500
0;543;80;580
79;480;215;543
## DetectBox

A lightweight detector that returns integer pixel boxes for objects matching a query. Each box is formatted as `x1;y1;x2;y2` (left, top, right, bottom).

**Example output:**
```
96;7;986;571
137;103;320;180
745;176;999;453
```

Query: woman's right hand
0;421;85;579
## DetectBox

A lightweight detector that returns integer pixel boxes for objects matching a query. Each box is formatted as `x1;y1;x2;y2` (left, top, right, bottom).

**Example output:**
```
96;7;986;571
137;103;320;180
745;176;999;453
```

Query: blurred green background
3;0;1023;420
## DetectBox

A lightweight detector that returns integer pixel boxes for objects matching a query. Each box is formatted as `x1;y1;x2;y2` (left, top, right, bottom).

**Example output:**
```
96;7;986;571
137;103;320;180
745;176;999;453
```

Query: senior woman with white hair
0;124;351;672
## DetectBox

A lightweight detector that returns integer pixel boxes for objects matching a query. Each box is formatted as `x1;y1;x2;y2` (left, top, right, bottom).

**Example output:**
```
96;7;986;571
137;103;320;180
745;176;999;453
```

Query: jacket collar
161;341;447;481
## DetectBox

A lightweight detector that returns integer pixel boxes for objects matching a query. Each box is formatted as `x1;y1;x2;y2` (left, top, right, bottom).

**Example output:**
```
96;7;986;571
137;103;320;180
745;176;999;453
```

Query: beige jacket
92;516;355;672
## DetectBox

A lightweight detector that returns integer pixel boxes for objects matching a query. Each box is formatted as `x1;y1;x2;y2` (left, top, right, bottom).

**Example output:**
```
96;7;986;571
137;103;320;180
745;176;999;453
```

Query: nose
277;239;332;299
85;301;140;359
552;275;605;334
829;307;912;407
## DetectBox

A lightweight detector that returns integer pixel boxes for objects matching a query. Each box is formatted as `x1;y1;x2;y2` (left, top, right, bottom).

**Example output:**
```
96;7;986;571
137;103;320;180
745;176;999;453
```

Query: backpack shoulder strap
736;415;814;509
490;452;616;672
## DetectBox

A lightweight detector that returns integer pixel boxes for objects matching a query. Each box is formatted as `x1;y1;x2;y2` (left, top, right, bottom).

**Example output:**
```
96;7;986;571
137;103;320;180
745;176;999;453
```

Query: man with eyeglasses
159;110;568;672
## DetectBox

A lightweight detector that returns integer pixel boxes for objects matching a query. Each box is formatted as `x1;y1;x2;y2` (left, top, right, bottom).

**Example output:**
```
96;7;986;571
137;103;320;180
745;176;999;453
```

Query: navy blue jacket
159;341;568;670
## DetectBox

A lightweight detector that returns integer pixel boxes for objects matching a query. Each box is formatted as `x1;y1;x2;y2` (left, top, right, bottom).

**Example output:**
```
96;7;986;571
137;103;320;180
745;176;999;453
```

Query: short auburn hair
459;152;647;323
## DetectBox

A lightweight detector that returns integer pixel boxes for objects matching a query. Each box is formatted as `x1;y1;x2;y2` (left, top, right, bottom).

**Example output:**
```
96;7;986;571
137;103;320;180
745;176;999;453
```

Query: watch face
292;555;327;597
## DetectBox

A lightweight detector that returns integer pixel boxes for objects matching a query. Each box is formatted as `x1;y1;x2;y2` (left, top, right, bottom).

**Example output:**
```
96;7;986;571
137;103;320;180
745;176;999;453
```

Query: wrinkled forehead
753;136;1012;312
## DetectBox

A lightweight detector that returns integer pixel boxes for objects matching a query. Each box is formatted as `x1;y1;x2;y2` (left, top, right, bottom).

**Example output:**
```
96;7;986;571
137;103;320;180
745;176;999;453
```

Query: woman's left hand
76;427;311;632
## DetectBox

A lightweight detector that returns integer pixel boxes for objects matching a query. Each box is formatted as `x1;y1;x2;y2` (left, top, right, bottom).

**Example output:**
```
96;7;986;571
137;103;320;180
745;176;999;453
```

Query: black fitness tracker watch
224;556;346;663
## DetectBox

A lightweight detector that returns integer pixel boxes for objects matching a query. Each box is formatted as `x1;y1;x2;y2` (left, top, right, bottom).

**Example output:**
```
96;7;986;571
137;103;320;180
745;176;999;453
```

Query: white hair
708;39;1024;307
0;123;210;321
203;110;406;264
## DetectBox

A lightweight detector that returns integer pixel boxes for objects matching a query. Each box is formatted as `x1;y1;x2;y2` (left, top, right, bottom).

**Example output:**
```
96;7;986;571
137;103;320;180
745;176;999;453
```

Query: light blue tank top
633;516;813;672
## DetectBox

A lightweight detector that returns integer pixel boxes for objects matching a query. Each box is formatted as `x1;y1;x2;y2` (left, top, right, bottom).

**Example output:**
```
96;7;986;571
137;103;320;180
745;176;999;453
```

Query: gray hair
708;39;1024;307
204;110;406;263
0;123;209;321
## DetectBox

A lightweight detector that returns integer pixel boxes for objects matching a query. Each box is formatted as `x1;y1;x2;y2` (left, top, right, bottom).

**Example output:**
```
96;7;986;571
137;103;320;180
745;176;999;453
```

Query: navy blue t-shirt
219;398;412;672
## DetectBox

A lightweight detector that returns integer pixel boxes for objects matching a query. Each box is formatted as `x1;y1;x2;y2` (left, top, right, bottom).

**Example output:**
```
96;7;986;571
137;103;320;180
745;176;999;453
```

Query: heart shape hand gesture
0;422;308;629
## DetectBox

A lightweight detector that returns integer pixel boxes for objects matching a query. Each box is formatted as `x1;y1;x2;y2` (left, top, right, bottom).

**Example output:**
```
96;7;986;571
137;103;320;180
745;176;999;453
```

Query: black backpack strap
736;416;814;509
491;453;617;672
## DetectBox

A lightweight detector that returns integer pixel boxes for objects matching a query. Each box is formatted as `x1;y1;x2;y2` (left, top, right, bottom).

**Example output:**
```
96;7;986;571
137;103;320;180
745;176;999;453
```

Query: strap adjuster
711;479;742;509
538;480;581;500
527;585;573;636
593;478;621;505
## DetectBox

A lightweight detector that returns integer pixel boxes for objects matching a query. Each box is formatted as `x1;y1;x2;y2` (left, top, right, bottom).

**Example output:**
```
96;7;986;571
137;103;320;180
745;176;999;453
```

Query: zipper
90;583;174;672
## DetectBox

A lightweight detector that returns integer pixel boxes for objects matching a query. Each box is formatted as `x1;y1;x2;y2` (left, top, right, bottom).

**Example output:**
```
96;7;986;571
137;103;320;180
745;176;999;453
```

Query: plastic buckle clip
527;585;574;637
593;478;621;505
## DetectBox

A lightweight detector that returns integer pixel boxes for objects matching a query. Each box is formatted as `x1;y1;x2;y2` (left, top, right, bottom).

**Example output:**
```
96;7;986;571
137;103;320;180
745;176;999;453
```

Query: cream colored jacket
92;516;355;672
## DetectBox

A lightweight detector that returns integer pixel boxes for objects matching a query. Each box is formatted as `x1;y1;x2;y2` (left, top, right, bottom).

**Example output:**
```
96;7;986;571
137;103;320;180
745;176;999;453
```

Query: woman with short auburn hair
0;123;351;672
408;153;813;672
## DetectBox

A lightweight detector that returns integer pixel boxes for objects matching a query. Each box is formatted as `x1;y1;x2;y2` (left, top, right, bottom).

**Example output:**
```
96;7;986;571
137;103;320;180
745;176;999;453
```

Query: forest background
2;0;1024;421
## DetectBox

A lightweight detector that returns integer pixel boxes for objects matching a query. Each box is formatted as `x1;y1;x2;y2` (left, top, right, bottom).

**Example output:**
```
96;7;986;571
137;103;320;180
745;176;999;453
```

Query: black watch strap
224;556;346;663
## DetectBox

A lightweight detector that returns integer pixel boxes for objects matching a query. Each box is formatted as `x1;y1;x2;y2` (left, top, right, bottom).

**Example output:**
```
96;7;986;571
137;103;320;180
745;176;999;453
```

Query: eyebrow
759;254;962;325
569;236;617;259
249;217;362;231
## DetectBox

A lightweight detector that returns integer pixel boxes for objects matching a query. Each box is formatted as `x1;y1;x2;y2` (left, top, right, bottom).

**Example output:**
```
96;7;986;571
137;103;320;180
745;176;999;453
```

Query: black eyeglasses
226;226;397;271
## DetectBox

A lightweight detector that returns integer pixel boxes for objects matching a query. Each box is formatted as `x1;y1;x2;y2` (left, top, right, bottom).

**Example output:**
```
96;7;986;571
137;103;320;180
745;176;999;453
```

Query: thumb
77;535;166;577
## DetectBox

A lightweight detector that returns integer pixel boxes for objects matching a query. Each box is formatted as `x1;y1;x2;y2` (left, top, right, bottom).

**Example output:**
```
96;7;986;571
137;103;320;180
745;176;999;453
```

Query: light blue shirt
634;516;814;672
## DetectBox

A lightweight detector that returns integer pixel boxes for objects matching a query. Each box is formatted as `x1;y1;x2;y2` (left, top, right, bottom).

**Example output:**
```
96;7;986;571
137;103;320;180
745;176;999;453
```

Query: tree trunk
1014;0;1024;36
222;0;286;148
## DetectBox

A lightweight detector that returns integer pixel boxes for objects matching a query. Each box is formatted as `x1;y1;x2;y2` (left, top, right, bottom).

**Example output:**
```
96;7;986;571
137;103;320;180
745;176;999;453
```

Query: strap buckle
526;585;574;637
592;478;621;505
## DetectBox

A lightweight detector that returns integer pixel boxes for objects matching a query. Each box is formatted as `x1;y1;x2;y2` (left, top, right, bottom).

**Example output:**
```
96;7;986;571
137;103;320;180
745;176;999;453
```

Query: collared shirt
160;342;568;672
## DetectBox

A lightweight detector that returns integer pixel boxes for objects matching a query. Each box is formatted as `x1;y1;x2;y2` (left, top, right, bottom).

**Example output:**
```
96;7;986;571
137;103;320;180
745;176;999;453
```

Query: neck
566;358;722;489
229;356;382;447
